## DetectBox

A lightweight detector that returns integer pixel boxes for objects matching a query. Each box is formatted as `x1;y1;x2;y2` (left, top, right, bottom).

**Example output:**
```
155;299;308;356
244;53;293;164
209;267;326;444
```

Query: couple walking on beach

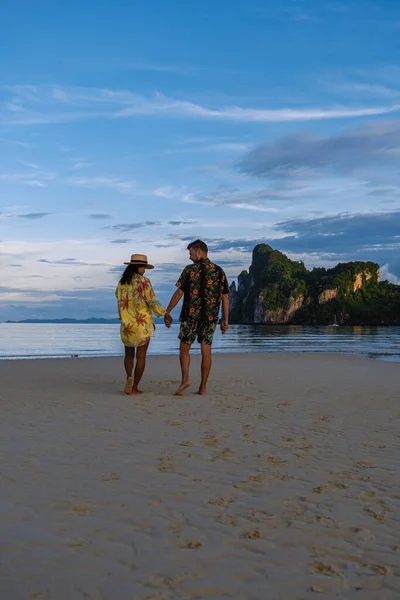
115;239;230;396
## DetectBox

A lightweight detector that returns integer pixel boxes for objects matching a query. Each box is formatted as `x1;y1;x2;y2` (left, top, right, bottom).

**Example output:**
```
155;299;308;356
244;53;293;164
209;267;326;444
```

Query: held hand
164;313;173;328
220;319;229;334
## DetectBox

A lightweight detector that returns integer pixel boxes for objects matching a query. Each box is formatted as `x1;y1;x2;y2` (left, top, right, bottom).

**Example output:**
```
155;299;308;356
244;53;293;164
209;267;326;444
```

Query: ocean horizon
0;323;399;362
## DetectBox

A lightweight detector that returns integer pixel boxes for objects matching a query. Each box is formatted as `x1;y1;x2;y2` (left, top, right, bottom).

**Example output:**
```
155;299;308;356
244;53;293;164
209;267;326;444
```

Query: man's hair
187;239;208;254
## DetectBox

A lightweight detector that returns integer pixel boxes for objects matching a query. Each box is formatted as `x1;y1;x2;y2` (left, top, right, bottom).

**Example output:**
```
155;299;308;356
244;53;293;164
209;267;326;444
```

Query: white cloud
0;291;61;304
0;170;56;186
3;84;400;126
153;186;183;199
182;190;282;212
380;263;400;284
66;176;136;193
26;180;46;187
117;95;400;122
181;185;317;212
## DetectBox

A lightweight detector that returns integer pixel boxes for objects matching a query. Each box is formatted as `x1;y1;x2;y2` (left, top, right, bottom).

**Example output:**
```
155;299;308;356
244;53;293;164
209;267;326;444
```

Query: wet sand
1;353;399;599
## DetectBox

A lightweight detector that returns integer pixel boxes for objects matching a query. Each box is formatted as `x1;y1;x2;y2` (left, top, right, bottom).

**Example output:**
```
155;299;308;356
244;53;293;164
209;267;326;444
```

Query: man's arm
220;293;229;333
163;288;184;328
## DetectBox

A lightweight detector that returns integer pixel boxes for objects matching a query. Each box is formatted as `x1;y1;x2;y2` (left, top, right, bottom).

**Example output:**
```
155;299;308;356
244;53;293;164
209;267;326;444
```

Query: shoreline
0;349;399;363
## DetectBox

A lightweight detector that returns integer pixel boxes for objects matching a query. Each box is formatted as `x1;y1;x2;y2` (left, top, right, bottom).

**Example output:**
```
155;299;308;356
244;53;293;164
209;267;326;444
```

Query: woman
115;253;169;395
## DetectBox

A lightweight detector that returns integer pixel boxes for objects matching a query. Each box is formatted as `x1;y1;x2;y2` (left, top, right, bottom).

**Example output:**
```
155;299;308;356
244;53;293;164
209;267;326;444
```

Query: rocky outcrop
229;244;383;325
354;269;379;291
318;289;338;304
254;293;304;324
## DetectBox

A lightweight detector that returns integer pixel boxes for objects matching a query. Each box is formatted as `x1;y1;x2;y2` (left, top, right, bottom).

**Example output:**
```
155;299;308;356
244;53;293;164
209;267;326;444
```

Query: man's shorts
179;319;217;345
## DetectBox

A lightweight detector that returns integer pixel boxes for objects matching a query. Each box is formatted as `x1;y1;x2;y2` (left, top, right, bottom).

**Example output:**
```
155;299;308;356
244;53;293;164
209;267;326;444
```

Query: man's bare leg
124;346;135;394
175;341;191;395
132;340;149;395
198;343;212;395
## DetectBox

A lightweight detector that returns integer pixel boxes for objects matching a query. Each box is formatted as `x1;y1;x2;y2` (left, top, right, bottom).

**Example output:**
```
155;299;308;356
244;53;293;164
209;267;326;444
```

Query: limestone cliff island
229;244;400;325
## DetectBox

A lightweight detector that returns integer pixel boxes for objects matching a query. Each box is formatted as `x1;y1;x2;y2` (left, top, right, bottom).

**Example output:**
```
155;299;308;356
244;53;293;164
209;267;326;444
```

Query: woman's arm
115;286;122;320
144;281;166;318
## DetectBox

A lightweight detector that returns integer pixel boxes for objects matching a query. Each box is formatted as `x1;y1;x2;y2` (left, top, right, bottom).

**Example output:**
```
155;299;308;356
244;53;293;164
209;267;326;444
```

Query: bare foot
198;387;207;396
124;377;133;395
175;381;190;396
131;388;144;395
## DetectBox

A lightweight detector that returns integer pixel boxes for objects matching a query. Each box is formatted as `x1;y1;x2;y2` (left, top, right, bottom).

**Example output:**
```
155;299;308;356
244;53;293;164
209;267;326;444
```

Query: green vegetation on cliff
229;245;399;325
250;244;308;311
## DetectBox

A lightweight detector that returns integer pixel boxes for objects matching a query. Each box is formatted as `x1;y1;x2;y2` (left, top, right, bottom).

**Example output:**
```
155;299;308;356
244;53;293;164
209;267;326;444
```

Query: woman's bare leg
132;340;150;394
124;346;135;394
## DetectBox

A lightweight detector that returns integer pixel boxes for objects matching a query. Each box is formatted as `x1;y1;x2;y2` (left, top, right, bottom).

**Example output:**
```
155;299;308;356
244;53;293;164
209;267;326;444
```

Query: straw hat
123;253;154;269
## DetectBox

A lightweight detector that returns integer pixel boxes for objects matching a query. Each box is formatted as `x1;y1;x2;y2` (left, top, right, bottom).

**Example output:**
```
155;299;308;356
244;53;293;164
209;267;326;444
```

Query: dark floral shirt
176;258;230;323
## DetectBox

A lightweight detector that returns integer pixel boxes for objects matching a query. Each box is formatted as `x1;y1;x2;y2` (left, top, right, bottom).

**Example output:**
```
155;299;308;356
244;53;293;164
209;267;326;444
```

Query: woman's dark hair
120;264;140;285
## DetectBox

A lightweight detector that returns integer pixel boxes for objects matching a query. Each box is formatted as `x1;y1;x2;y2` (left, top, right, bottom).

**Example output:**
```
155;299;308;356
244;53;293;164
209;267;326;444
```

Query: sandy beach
1;353;399;600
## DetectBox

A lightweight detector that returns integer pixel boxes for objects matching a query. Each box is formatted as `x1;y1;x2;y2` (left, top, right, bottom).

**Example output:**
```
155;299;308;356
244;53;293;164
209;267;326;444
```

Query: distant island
4;318;121;324
4;318;166;324
229;244;400;326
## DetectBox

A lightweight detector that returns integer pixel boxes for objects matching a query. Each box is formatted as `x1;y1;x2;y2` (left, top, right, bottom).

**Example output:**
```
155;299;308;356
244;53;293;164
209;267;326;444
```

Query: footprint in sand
184;540;203;549
242;529;261;539
145;572;195;589
141;595;174;600
179;440;193;446
215;514;238;526
313;485;328;494
313;561;340;576
363;507;385;521
272;471;293;480
208;496;236;507
358;563;391;576
67;539;92;548
319;479;350;492
316;415;331;423
102;472;120;481
158;456;175;473
308;585;324;593
203;435;219;447
246;474;265;483
363;443;387;449
356;461;376;469
267;456;287;465
249;509;274;522
211;447;234;462
284;504;306;518
316;515;337;528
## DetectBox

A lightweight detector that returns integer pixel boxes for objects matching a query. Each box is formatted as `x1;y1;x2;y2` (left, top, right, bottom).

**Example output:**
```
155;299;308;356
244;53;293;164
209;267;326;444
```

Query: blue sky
1;0;400;320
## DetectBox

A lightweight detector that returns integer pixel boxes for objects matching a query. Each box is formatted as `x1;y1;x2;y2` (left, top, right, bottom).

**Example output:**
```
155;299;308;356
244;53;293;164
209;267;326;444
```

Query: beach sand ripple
1;353;399;599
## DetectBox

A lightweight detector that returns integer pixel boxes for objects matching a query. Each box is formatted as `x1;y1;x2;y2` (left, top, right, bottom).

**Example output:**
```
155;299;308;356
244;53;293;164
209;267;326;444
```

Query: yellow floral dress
115;274;166;347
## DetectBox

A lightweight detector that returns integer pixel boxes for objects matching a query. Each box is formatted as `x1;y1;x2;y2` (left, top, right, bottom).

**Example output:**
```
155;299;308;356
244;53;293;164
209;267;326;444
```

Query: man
164;239;229;396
